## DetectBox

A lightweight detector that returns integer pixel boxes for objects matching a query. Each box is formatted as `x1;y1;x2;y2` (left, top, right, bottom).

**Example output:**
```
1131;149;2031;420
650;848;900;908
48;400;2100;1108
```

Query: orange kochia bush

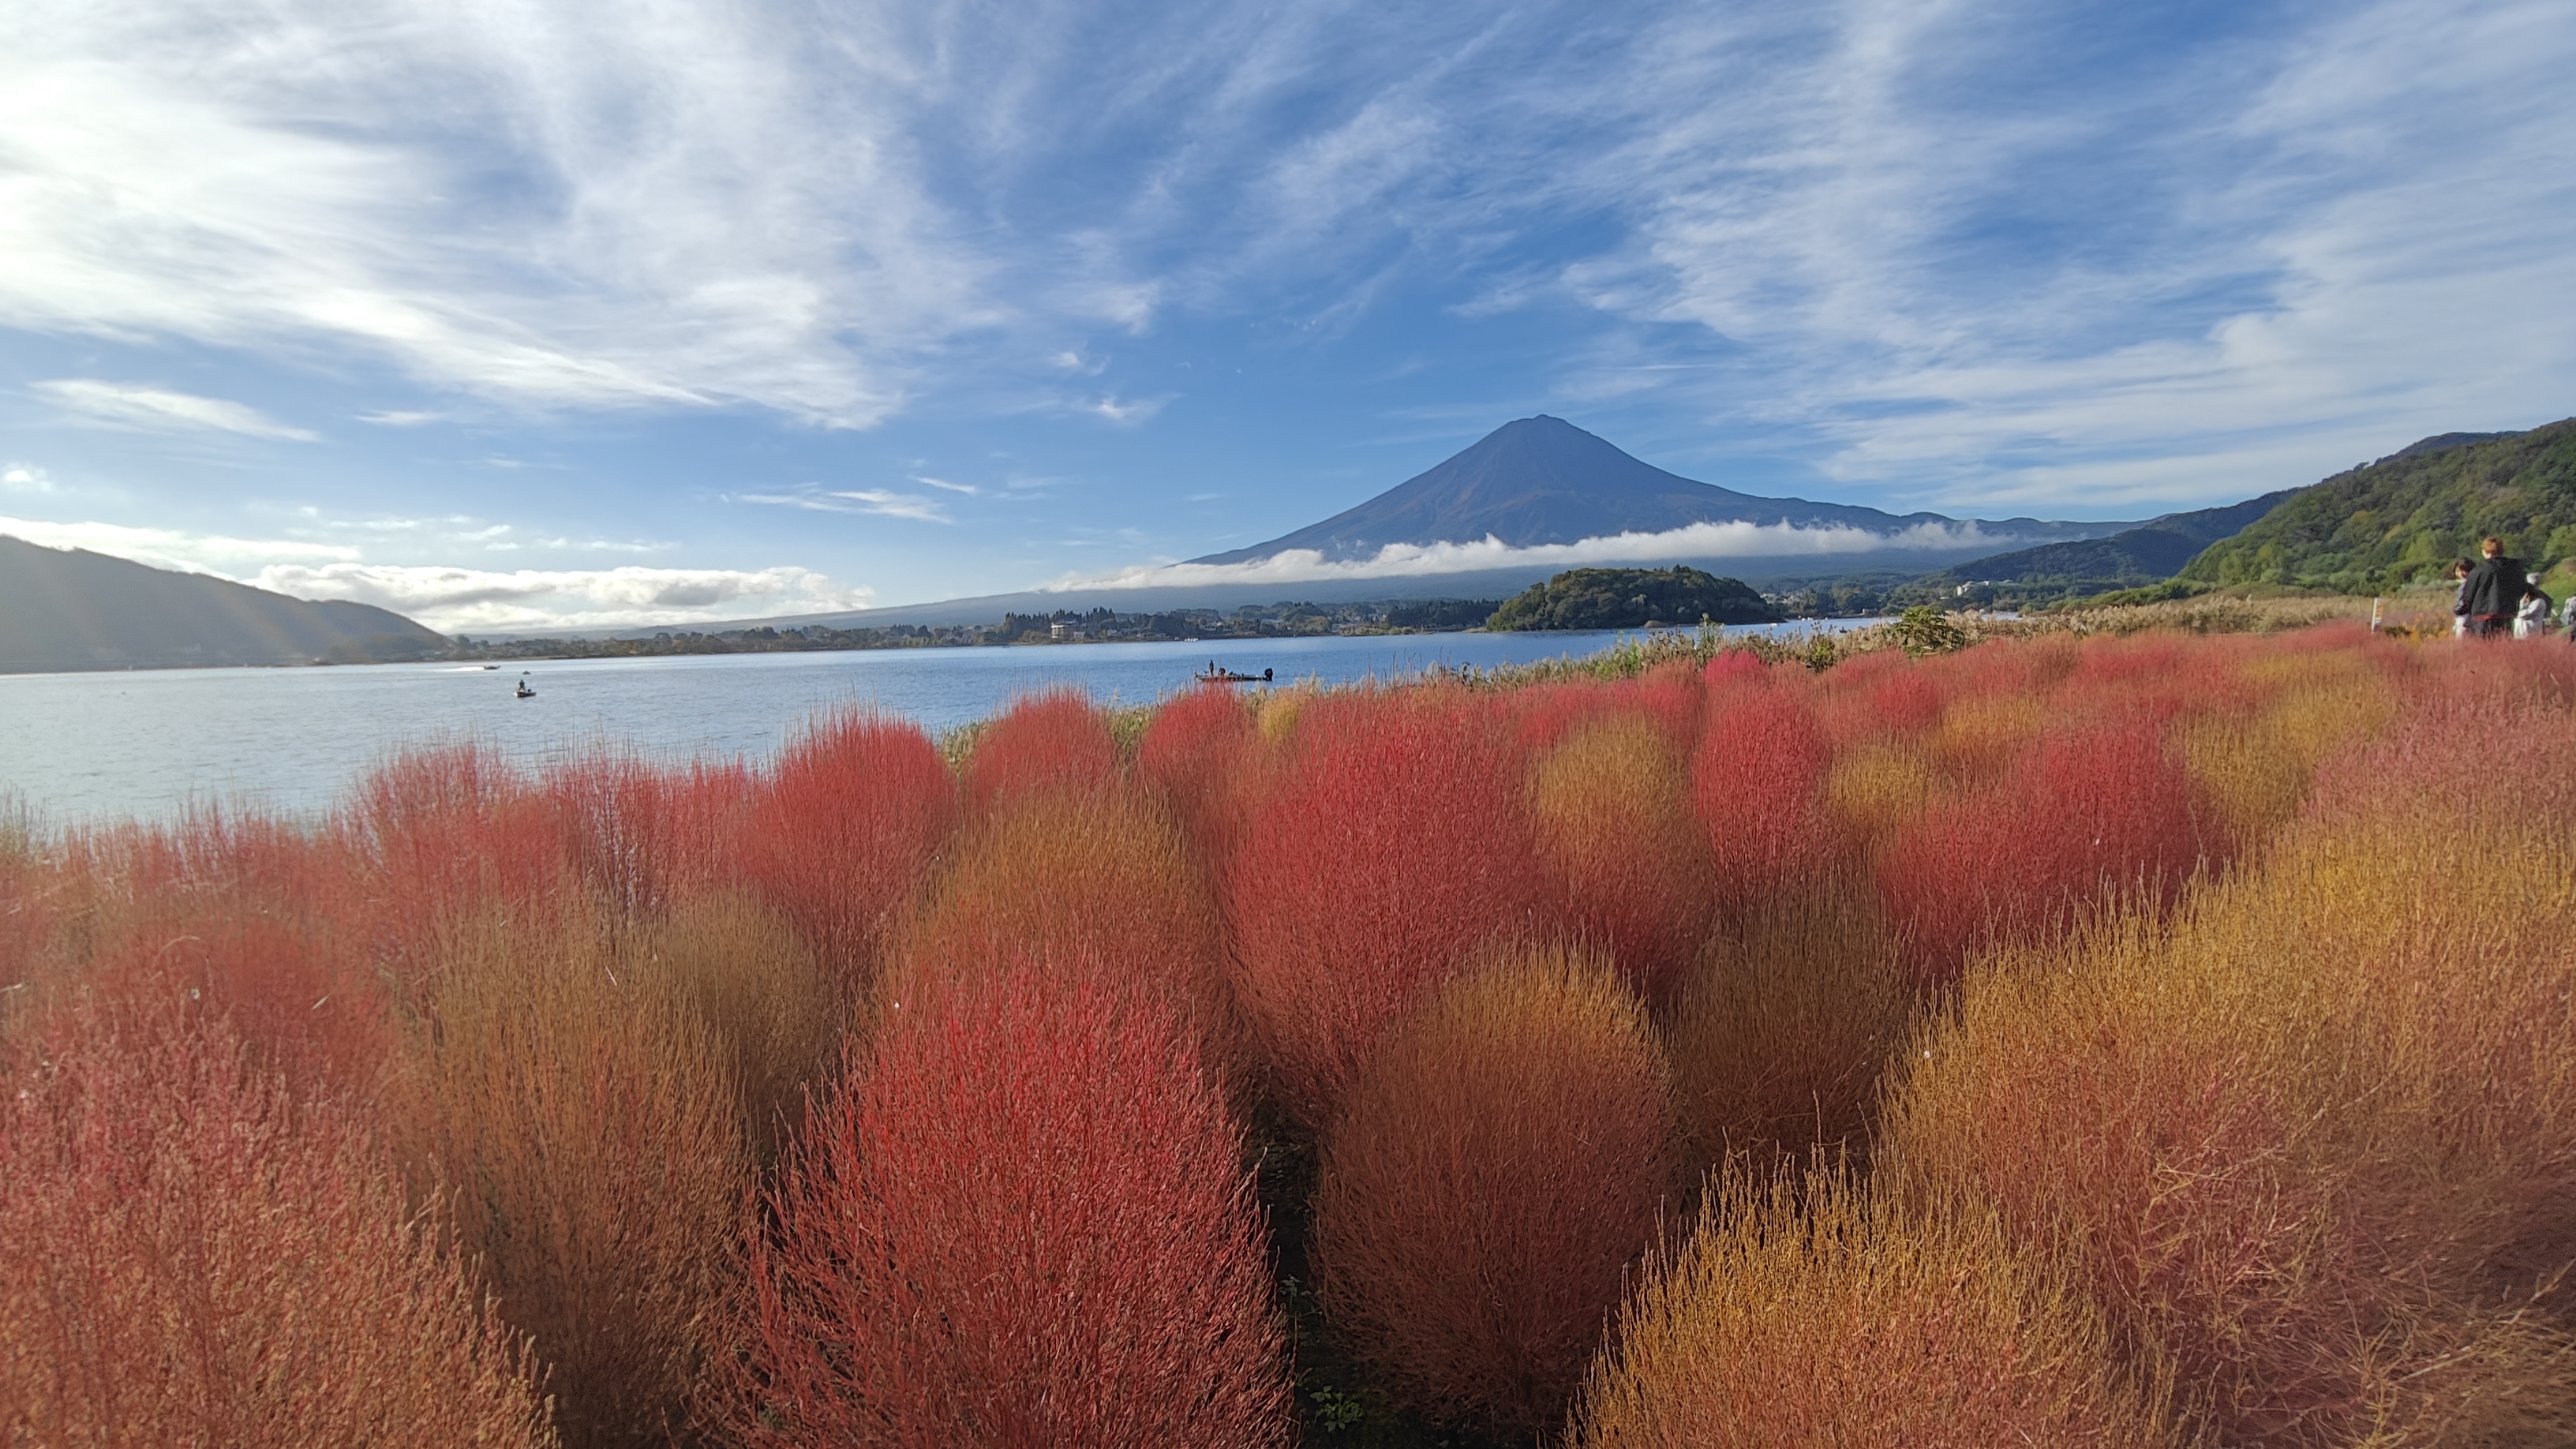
1312;945;1676;1439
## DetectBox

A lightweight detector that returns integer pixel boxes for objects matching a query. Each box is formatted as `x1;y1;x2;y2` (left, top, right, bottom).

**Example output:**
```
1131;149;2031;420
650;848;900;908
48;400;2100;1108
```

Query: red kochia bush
1511;662;1703;757
726;966;1292;1448
0;1003;556;1447
1224;689;1552;1125
36;811;391;1099
343;743;573;974
959;688;1122;818
1312;945;1676;1438
84;899;394;1102
1136;683;1264;878
1806;650;1943;751
1878;719;2204;983
737;710;956;978
547;752;750;920
1690;681;1836;920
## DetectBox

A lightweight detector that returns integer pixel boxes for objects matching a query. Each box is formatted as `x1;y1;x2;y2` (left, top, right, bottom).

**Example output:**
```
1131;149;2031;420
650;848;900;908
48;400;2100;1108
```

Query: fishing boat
515;672;537;698
1193;664;1274;683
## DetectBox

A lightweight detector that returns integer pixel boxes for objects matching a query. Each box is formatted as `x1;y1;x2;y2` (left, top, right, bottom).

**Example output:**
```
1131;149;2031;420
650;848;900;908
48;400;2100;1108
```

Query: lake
0;622;1885;826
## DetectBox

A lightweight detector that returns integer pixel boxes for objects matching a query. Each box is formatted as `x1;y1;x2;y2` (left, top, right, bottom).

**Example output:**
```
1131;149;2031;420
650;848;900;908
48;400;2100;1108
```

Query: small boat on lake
515;673;536;698
1194;664;1273;683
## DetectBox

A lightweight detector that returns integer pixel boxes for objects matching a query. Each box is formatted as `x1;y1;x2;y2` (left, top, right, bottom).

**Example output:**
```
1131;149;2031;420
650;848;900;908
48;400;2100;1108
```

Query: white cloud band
33;380;316;440
1045;519;2009;592
257;562;873;633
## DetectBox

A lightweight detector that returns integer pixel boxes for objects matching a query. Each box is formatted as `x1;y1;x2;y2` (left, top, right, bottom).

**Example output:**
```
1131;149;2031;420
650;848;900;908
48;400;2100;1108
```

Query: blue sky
3;0;2571;631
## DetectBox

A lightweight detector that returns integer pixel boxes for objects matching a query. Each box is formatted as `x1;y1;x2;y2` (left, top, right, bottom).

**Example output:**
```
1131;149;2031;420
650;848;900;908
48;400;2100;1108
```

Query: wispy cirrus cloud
33;380;317;440
0;513;359;572
728;485;953;523
0;0;986;427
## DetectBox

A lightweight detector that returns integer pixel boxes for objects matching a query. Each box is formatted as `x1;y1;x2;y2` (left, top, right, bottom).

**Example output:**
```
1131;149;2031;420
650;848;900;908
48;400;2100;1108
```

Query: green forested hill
1488;566;1780;631
2179;421;2576;592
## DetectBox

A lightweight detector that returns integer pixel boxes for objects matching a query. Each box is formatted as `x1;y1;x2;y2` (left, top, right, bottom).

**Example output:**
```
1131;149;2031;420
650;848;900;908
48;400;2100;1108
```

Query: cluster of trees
1490;567;1782;631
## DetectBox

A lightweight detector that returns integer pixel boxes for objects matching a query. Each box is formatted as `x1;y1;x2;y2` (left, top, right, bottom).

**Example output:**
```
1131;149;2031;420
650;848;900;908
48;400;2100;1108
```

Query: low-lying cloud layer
3;514;871;634
263;564;872;634
1044;519;2007;592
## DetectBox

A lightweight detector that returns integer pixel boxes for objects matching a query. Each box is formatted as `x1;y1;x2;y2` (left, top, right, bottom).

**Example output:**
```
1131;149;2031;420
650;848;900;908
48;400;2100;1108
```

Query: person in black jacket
2458;537;2528;638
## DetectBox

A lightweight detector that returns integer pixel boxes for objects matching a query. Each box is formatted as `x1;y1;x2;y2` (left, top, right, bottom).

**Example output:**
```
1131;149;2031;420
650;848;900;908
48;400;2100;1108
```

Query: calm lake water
0;622;1885;826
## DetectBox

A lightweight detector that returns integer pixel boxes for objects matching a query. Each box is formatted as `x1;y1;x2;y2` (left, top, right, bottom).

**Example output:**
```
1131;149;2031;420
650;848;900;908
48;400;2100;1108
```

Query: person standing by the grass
2451;558;2476;636
2458;538;2528;638
2515;575;2552;638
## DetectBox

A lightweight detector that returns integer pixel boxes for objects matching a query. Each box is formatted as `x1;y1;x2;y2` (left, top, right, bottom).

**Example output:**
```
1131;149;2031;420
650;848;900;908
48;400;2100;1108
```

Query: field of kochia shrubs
5;623;2573;1447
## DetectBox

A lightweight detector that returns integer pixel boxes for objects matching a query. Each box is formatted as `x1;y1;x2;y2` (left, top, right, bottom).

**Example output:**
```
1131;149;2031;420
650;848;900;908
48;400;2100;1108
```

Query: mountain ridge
1905;490;2303;605
0;536;448;672
2179;421;2576;593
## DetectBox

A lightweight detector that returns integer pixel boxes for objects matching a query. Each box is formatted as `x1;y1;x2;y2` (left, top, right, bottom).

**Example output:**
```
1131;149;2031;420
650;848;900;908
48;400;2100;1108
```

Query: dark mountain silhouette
0;535;447;672
1193;415;2132;564
1910;489;2303;604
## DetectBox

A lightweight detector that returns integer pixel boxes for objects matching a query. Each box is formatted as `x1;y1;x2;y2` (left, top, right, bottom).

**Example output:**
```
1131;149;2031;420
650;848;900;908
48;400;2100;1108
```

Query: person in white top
2514;577;2551;638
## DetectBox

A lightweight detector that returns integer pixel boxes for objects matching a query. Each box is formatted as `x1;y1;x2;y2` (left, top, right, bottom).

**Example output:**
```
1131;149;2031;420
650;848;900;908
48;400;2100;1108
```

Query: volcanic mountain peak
1193;415;2120;564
